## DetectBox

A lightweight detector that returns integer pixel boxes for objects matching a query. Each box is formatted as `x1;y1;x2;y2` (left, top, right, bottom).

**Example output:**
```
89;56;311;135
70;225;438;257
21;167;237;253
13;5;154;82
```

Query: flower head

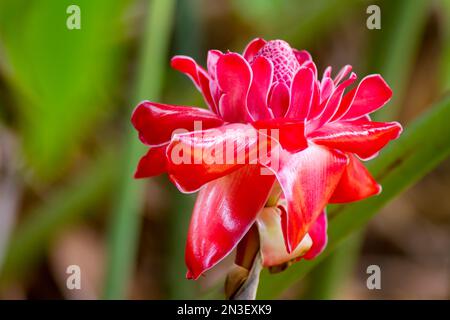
132;38;402;279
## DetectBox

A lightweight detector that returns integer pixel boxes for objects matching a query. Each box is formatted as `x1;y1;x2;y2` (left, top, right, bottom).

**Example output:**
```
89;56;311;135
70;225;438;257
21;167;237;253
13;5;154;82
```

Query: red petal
309;120;402;160
171;55;217;113
268;145;347;252
185;165;275;279
247;56;274;120
319;77;334;105
286;67;314;120
330;154;381;203
339;74;392;120
334;65;352;85
269;82;290;118
131;101;223;146
293;49;312;65
243;38;267;62
302;210;328;260
216;53;253;122
166;124;272;193
134;144;168;178
306;80;321;120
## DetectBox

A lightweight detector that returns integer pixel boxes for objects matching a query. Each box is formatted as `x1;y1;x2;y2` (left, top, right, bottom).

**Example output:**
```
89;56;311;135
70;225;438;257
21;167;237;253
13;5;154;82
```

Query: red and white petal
185;165;275;279
308;120;402;160
247;56;274;120
302;210;328;260
131;101;223;146
171;55;217;112
216;53;253;122
269;82;290;118
166;124;272;193
286;67;314;120
243;38;267;62
267;145;347;252
256;206;312;267
293;49;312;66
134;144;168;178
334;65;352;85
330;154;381;203
338;74;392;120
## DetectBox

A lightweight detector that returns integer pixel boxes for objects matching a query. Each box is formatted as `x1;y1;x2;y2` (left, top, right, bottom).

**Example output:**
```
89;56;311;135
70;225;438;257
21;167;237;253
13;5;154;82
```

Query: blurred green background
0;0;449;299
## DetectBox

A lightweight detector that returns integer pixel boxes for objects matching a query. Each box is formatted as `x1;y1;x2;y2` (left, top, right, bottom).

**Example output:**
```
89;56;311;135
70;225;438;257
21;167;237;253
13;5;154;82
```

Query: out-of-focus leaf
257;94;450;299
440;0;450;93
0;0;128;180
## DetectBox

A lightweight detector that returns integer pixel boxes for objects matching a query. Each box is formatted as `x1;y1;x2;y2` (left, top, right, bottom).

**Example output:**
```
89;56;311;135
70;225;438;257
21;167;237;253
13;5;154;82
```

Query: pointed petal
286;67;314;120
216;53;253;122
339;74;392;120
131;101;223;146
256;206;312;267
171;55;217;112
293;49;312;65
302;210;328;260
243;38;267;62
166;124;272;193
267;145;347;252
185;165;275;279
269;82;290;118
134;144;167;178
330;154;381;203
334;65;352;85
309;120;402;160
247;56;274;120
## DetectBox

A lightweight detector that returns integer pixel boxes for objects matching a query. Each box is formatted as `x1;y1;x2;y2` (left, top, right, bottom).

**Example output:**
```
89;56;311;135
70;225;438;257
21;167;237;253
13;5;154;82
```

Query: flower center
252;40;300;87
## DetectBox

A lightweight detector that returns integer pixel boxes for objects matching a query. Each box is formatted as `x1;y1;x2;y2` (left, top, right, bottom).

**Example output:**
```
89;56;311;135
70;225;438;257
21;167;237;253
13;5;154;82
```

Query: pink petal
285;67;314;120
302;210;328;260
266;145;347;252
293;49;312;65
131;101;224;146
166;124;272;193
247;56;274;120
216;53;253;122
339;74;393;120
319;77;335;104
134;144;168;178
330;154;381;203
185;165;276;279
269;82;290;118
334;65;352;85
308;120;402;160
306;80;321;120
243;38;267;62
171;55;217;113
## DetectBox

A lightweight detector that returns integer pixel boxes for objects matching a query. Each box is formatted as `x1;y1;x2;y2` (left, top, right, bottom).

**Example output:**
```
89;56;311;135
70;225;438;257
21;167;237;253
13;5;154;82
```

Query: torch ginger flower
131;38;402;280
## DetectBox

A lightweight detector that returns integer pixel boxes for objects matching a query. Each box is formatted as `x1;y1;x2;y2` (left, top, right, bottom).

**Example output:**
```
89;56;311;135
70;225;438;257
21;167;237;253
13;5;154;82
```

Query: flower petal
269;82;290;118
134;144;168;178
247;56;274;120
267;145;347;252
243;38;267;62
216;53;253;122
286;67;314;120
131;101;224;146
330;154;381;203
166;124;273;193
338;74;392;120
308;120;402;160
302;210;327;260
334;65;352;85
293;49;312;65
185;165;276;279
171;55;217;113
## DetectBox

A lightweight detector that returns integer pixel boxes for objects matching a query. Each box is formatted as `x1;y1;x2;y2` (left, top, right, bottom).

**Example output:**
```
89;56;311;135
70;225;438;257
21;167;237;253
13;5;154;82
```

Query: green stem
103;0;175;299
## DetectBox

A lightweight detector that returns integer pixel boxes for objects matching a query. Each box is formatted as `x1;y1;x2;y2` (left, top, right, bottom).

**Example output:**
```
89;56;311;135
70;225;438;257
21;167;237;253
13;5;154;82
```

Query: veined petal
308;120;402;160
302;210;328;260
269;82;290;118
131;101;223;146
256;206;312;267
243;38;267;62
330;154;381;203
185;165;276;279
247;56;274;120
171;55;217;112
166;124;274;193
216;53;253;122
338;74;392;120
134;144;168;178
267;145;347;252
286;67;314;120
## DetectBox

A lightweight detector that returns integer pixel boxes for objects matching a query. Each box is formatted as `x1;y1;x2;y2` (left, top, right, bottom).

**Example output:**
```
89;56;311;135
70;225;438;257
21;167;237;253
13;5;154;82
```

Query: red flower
131;38;402;279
